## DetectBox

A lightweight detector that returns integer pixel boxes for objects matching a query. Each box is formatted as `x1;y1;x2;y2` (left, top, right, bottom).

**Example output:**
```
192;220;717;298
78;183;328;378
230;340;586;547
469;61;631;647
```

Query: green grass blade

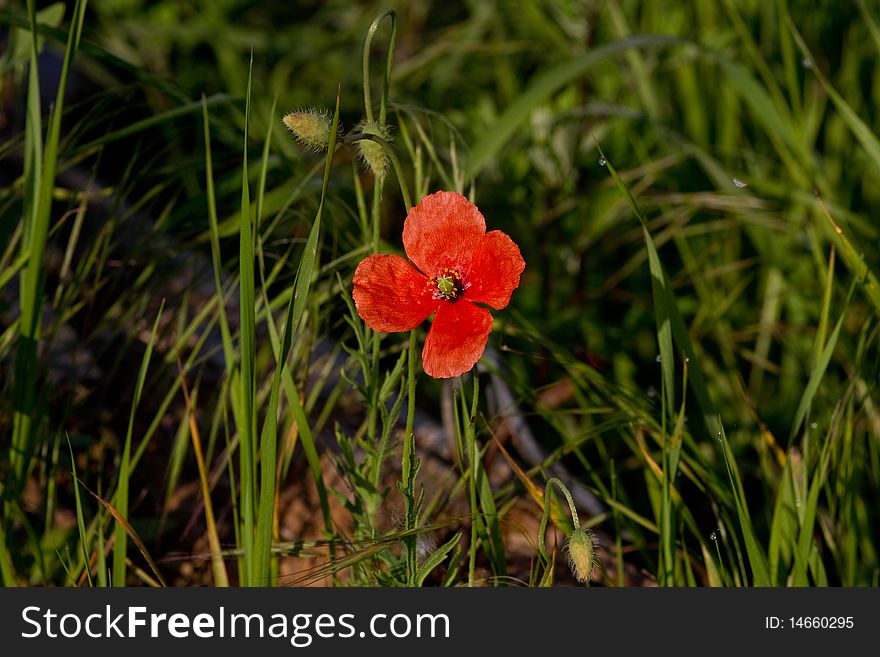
89;484;167;587
0;520;16;586
814;190;880;318
255;91;278;229
11;0;42;491
95;503;107;588
286;90;346;527
720;0;795;138
201;94;237;388
254;90;341;584
789;20;880;173
857;0;880;57
705;49;801;157
606;1;660;119
718;424;771;586
269;96;346;539
13;0;87;492
599;147;720;439
252;309;292;585
791;427;837;586
112;299;164;586
814;249;835;369
0;249;30;292
767;459;798;586
660;373;688;585
238;52;257;586
67;435;93;587
789;282;855;443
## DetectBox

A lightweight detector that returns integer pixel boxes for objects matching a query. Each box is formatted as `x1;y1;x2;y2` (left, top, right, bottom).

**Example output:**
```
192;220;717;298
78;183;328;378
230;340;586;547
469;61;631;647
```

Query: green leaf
416;530;462;586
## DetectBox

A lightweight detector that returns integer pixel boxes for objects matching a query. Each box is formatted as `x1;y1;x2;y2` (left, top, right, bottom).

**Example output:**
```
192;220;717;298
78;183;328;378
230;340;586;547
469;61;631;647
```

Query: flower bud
283;108;337;152
355;119;391;176
565;528;595;584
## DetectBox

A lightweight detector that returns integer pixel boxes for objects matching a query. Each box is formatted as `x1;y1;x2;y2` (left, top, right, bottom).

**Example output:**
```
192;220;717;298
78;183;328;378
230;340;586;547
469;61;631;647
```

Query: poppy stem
401;330;419;585
365;174;384;532
370;169;384;253
466;370;480;587
362;9;398;126
537;477;582;568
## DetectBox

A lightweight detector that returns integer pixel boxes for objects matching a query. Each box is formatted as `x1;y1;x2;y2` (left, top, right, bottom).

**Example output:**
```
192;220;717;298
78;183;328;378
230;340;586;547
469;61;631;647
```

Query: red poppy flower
352;191;526;378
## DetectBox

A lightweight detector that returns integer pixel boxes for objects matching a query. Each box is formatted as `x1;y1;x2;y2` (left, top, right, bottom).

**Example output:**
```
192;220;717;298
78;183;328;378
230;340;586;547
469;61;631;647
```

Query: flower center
428;268;464;301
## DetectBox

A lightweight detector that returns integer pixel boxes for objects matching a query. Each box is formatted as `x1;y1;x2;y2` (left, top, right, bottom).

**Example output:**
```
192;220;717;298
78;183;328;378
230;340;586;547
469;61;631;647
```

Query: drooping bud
355;119;391;176
537;477;598;585
565;528;596;584
283;108;337;152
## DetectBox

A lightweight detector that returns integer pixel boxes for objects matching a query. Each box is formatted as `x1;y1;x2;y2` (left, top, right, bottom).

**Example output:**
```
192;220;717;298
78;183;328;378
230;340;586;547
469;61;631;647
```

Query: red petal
403;191;486;276
465;230;526;310
422;300;493;378
353;255;438;332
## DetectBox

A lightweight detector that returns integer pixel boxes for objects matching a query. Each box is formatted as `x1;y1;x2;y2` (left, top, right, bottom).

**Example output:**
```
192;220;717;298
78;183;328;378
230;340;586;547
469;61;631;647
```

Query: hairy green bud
355;119;391;176
565;528;596;584
283;108;337;151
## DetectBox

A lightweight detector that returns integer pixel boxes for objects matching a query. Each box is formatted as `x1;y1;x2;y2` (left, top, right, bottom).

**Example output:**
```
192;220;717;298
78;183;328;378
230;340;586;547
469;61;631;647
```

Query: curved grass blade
253;89;342;584
598;145;720;439
789;19;880;175
814;193;880;317
85;481;167;587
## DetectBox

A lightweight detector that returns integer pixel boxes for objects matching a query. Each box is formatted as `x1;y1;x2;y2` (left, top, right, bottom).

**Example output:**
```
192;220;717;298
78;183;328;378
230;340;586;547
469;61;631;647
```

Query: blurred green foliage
2;0;879;586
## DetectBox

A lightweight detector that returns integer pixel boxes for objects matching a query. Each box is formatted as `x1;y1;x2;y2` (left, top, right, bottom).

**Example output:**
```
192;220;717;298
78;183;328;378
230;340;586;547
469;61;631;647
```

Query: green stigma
428;268;464;301
437;275;455;296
